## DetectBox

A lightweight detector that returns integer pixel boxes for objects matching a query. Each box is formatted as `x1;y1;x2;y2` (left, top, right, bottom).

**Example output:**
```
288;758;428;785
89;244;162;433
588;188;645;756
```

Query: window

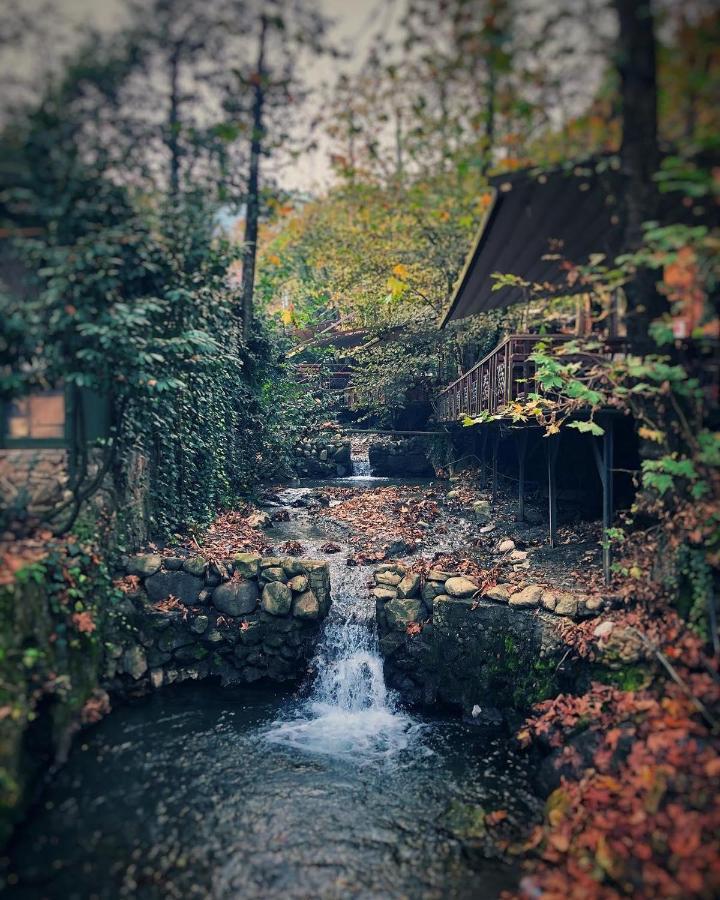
6;391;65;440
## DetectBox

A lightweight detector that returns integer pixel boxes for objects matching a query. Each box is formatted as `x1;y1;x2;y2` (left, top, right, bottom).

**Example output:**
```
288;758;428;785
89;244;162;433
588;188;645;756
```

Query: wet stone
444;577;479;598
183;556;206;577
145;571;204;606
508;585;543;608
288;574;309;593
293;590;320;620
261;582;292;616
213;579;259;617
125;554;162;577
385;598;422;630
234;553;261;578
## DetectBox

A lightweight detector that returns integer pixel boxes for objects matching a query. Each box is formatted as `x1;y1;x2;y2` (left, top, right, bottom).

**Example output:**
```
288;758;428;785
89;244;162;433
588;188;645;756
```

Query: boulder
421;580;447;605
163;557;184;571
293;590;320;620
262;567;287;583
397;573;420;599
191;614;209;634
555;593;578;617
373;586;398;601
125;554;162;577
283;559;307;577
485;584;513;603
509;584;543;608
472;500;491;523
385;598;423;630
122;645;147;680
182;556;206;577
427;569;452;582
509;549;528;561
261;582;292;616
145;571;204;606
497;539;516;553
445;576;479;598
376;571;402;587
212;579;259;616
234;553;261;578
287;575;309;593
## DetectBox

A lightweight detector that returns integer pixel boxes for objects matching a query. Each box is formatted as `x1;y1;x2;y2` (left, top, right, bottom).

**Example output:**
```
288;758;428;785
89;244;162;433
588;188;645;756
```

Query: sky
6;0;405;192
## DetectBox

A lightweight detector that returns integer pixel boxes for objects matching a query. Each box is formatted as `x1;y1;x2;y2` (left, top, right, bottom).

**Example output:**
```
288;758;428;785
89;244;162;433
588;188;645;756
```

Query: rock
212;579;259;616
397;573;420;599
485;584;513;603
260;556;283;569
125;554;162;577
541;590;558;611
509;549;528;561
385;598;423;630
122;645;147;680
373;586;398;601
163;556;184;571
293;590;320;620
283;559;307;577
582;595;604;614
445;576;479;598
376;571;402;587
376;563;406;575
319;449;328;461
261;582;292;616
262;567;287;583
447;490;460;499
472;500;491;523
593;620;615;639
432;594;451;612
287;575;309;593
248;511;273;529
508;584;544;608
497;539;516;553
183;556;206;577
234;553;261;578
421;580;447;605
191;614;209;634
554;593;579;617
238;621;265;645
150;669;164;689
440;801;487;840
427;569;452;582
145;571;204;606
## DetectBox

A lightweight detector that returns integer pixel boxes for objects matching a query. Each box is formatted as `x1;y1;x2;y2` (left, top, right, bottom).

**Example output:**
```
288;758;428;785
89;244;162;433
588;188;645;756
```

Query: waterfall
266;560;421;761
350;442;372;478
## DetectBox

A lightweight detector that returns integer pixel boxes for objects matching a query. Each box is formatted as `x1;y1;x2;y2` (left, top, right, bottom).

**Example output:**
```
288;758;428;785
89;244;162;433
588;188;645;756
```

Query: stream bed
5;476;541;899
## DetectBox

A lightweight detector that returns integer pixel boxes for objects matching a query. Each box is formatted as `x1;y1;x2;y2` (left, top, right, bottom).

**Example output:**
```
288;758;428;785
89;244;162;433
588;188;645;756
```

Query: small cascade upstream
349;438;373;479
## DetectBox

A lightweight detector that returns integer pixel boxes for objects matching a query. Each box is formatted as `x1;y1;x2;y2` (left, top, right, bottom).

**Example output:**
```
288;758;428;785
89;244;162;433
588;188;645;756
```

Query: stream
5;465;541;899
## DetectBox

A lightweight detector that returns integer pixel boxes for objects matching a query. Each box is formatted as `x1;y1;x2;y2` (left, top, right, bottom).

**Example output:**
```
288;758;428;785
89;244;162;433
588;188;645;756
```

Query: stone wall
368;437;434;477
292;434;352;477
0;548;331;847
0;449;70;532
373;563;604;717
111;552;332;691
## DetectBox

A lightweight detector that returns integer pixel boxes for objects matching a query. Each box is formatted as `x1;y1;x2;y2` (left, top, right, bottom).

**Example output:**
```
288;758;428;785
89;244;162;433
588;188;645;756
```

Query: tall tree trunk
614;0;666;349
240;15;268;343
168;42;181;200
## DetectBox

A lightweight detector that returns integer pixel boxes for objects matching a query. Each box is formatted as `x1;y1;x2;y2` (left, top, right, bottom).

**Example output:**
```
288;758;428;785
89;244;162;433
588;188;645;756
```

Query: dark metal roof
439;155;718;327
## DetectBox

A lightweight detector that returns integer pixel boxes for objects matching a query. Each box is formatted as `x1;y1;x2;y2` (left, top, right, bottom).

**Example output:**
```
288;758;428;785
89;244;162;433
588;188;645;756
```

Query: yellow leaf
392;263;409;279
267;254;281;266
638;426;665;443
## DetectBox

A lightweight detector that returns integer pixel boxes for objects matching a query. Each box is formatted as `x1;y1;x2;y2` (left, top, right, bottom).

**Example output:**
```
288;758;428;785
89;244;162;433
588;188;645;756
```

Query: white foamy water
266;558;423;761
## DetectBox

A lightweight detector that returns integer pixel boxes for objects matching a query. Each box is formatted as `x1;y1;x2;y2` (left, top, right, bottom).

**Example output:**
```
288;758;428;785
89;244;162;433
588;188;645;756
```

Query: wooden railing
435;333;599;422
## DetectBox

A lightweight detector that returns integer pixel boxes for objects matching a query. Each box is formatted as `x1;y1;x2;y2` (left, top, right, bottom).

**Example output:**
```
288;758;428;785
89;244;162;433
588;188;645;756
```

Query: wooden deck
435;333;612;422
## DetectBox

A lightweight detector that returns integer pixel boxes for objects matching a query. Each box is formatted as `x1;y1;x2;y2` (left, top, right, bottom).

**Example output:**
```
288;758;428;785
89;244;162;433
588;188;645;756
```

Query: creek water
5;482;540;900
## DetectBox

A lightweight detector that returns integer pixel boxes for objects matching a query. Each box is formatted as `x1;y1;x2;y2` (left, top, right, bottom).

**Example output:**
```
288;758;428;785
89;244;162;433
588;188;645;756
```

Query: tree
614;0;666;348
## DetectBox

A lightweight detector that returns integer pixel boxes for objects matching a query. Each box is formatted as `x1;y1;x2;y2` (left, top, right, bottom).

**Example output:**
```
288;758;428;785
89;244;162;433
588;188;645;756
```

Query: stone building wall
0;449;70;533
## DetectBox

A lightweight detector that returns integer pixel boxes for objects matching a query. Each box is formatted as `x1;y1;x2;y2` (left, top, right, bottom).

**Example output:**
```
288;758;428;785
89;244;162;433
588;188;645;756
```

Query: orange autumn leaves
517;677;720;900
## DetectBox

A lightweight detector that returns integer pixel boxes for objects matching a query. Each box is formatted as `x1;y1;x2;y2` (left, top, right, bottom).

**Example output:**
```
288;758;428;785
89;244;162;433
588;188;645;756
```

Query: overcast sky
6;0;403;192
